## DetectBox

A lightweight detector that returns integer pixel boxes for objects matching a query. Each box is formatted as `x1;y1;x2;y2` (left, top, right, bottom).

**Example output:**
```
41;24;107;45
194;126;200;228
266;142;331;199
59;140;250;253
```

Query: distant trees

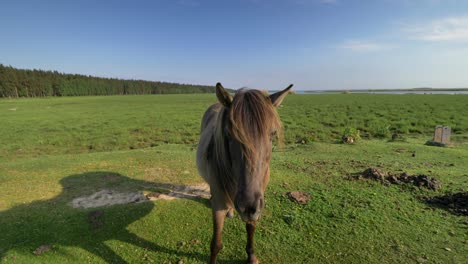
0;64;215;97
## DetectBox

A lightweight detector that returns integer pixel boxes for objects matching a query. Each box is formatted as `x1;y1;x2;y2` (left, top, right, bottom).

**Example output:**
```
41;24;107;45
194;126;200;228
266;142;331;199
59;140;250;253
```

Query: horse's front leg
210;209;227;264
246;222;259;264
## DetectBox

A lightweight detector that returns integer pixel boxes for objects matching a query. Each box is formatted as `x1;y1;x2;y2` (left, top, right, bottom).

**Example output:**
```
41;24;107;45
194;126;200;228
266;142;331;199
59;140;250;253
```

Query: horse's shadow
0;171;215;263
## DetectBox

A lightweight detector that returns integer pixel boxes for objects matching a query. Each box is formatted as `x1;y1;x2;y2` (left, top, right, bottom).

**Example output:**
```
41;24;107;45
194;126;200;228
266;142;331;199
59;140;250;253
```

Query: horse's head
215;83;292;222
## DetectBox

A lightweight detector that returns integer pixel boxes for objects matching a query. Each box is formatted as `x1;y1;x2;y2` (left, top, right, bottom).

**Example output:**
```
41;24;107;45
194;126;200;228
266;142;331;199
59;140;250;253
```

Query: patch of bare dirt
33;245;52;255
286;191;311;205
423;192;468;216
354;167;441;190
146;183;210;201
69;183;210;209
70;190;148;209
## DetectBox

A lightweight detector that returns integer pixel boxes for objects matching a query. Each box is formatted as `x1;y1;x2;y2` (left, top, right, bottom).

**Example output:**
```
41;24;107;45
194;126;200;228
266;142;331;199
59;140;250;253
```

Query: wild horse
196;83;292;263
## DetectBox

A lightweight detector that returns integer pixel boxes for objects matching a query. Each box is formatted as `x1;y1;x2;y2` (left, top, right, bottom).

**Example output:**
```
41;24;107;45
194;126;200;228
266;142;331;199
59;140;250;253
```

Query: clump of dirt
88;210;104;229
356;167;441;190
423;192;468;216
286;191;311;205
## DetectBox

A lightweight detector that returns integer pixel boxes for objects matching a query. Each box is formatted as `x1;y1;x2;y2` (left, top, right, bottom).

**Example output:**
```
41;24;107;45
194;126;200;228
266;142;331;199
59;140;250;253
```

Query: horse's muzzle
235;196;263;222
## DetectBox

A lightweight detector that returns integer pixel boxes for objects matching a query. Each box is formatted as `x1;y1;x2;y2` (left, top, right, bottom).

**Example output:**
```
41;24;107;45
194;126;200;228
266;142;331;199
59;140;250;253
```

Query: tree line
0;64;215;97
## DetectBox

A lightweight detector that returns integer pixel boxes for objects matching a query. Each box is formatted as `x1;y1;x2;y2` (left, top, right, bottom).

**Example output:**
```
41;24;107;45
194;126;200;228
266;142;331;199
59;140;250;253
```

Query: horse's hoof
226;208;234;219
247;256;258;264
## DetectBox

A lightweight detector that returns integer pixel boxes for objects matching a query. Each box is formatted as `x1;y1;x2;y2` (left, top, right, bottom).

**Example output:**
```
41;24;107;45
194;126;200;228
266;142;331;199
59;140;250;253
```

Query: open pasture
1;94;468;159
1;94;467;263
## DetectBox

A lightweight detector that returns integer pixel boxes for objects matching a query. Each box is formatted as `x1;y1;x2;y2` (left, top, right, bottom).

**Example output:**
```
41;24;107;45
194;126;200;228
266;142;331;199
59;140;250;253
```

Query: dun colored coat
197;83;292;263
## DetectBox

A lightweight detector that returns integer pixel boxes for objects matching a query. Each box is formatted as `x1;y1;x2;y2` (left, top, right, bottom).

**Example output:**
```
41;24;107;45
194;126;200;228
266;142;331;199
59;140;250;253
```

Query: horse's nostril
245;205;259;216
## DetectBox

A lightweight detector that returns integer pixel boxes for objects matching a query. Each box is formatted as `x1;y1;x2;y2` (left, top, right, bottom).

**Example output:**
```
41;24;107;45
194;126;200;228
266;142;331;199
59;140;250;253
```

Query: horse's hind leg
246;222;259;264
210;209;227;264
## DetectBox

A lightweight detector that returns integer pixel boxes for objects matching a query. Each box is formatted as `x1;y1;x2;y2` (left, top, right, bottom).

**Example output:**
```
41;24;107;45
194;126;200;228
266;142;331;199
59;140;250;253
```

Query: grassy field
1;94;467;159
1;94;467;263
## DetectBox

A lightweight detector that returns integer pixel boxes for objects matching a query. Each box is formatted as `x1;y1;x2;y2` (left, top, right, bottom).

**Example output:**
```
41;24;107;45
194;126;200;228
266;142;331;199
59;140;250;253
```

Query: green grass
1;94;467;263
1;94;467;159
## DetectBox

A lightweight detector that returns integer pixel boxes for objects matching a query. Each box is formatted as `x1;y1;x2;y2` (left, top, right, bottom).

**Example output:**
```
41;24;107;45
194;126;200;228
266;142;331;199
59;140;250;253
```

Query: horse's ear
216;82;232;107
269;84;293;107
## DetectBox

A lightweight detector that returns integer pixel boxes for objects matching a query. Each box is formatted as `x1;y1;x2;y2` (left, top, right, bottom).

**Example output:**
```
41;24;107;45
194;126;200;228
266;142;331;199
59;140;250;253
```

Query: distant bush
372;124;391;138
342;127;361;144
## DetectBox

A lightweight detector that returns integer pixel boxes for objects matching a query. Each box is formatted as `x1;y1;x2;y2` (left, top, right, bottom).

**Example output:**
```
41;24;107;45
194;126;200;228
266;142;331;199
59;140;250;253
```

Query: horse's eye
224;127;231;138
270;131;277;141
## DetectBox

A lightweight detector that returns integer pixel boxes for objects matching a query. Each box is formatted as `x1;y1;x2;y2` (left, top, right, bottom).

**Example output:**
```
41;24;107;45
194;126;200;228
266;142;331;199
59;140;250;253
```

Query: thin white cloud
340;40;395;52
407;16;468;42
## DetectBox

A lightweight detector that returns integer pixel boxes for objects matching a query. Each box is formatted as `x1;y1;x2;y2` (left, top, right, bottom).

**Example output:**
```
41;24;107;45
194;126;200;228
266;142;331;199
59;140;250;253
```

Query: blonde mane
229;89;283;172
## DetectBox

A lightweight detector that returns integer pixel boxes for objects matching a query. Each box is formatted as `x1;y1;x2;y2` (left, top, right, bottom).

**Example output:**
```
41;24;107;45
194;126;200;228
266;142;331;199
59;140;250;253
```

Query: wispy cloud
340;40;395;52
407;16;468;42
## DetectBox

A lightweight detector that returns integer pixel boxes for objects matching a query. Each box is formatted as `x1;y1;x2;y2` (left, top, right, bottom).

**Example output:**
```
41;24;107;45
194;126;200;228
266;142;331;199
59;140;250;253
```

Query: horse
196;83;293;263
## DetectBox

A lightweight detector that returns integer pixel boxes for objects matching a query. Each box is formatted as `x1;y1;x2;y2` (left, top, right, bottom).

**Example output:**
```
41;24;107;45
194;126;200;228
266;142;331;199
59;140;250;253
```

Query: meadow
1;94;467;263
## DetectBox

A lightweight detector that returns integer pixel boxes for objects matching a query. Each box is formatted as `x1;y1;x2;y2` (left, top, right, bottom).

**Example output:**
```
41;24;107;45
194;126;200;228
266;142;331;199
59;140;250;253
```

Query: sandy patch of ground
69;183;210;209
70;190;148;209
146;183;210;201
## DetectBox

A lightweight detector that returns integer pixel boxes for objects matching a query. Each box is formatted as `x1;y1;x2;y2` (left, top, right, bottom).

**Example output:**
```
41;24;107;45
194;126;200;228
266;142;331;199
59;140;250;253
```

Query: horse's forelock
229;89;283;172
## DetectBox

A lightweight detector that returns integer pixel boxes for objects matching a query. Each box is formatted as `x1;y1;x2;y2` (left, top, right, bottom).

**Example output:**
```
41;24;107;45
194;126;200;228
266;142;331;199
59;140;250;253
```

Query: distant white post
428;125;451;147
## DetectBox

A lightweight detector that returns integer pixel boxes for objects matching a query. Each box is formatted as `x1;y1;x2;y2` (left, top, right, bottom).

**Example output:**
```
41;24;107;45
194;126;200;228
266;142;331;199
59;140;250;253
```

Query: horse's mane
212;89;283;201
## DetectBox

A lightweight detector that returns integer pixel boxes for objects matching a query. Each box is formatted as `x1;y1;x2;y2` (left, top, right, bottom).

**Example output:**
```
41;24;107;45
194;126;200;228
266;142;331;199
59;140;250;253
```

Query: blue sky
1;0;468;90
